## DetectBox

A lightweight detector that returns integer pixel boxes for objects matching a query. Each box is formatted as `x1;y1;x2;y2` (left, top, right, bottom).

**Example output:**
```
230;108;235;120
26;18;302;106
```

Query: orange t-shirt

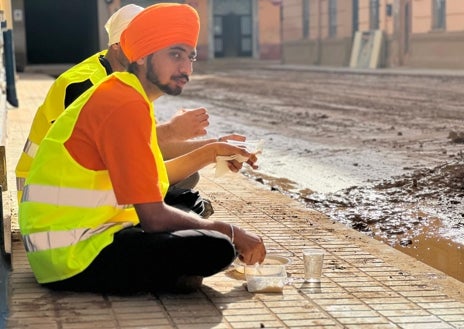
64;77;164;205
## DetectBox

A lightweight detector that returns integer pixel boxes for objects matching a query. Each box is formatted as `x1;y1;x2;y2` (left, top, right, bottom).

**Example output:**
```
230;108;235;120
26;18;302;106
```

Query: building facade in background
10;0;282;72
7;0;464;70
281;0;464;69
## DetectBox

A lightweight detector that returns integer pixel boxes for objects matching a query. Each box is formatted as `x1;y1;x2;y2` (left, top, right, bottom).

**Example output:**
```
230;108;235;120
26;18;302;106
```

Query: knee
193;230;237;274
173;172;200;190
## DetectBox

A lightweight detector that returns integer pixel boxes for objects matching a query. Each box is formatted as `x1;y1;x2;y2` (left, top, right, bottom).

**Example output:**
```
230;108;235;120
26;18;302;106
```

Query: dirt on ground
156;59;464;282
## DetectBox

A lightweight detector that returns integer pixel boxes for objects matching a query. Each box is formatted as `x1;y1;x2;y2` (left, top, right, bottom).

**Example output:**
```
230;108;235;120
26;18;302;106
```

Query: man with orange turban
19;3;266;294
15;4;226;219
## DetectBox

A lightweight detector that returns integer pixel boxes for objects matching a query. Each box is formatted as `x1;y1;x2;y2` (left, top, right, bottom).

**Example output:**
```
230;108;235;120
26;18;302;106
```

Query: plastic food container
234;254;291;274
245;264;287;293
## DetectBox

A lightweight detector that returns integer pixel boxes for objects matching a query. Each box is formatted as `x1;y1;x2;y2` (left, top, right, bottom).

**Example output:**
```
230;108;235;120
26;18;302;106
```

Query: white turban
105;4;144;46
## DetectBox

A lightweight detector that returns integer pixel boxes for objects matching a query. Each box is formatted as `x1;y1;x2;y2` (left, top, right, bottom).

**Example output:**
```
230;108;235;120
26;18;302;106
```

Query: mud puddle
246;157;464;282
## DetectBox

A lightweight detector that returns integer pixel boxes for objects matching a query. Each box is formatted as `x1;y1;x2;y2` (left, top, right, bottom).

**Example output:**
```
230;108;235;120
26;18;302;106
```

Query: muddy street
155;59;464;282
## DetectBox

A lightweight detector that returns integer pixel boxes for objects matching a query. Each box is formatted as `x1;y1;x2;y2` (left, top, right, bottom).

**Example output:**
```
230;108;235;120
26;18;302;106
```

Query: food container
234;254;291;274
245;264;287;293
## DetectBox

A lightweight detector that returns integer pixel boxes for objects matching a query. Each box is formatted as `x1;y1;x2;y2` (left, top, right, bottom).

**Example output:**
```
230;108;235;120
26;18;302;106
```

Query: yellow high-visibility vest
15;51;108;201
19;72;169;284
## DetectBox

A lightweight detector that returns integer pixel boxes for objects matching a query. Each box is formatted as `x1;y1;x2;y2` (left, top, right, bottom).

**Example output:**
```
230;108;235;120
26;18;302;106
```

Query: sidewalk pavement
2;72;464;329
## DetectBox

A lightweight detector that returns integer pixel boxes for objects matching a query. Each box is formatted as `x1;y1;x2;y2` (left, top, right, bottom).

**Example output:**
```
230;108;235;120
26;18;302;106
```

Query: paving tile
448;321;464;328
344;325;398;329
369;303;421;311
61;322;122;329
417;301;464;309
176;324;230;329
282;319;342;328
225;319;283;328
386;314;450;324
6;320;60;329
428;307;464;316
337;316;392;325
364;297;415;305
328;310;383;318
393;322;455;329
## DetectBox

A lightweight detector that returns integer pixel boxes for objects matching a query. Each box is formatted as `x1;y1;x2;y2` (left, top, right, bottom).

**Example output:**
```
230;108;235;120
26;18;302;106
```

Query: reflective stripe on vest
16;177;25;192
16;139;39;192
22;221;133;252
23;138;39;158
22;184;131;209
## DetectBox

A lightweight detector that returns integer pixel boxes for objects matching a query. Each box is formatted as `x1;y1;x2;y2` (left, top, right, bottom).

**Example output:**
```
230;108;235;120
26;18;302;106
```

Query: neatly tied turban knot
120;3;200;63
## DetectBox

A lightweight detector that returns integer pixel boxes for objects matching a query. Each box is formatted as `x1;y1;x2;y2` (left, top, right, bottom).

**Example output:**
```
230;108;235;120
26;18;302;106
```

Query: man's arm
164;142;257;185
157;107;209;146
159;138;216;160
134;201;266;265
160;134;247;160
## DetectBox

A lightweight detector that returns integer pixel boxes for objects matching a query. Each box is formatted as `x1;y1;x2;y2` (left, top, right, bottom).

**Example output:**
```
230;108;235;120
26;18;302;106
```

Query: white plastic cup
303;249;324;282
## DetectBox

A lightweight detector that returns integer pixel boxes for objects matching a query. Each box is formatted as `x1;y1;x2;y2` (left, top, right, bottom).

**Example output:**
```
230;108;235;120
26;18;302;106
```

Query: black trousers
43;226;236;294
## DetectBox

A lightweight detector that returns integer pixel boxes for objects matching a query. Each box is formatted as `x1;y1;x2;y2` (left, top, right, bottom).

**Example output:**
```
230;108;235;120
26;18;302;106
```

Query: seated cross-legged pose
19;3;266;295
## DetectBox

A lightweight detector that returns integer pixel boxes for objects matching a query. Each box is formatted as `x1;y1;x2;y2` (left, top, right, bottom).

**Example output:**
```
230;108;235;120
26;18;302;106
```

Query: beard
146;60;188;96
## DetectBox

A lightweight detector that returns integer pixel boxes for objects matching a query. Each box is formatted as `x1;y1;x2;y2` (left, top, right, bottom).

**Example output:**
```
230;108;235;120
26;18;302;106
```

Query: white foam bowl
234;254;291;274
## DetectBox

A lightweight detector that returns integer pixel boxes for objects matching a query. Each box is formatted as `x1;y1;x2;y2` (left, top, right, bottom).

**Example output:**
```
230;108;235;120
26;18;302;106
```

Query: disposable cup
303;249;324;282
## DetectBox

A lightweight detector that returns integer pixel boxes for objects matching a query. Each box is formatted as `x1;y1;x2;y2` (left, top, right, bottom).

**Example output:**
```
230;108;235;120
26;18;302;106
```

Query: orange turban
120;3;200;63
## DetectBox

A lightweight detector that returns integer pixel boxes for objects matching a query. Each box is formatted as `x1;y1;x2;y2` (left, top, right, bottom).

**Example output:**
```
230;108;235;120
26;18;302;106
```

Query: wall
186;0;208;60
446;0;464;32
281;0;318;64
282;0;303;41
282;0;464;69
257;0;281;59
406;31;464;69
405;0;464;69
282;39;318;65
282;0;354;66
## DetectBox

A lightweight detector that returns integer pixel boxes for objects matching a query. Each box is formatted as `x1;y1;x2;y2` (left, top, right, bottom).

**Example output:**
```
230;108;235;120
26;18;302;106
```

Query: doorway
24;0;99;64
213;0;252;58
